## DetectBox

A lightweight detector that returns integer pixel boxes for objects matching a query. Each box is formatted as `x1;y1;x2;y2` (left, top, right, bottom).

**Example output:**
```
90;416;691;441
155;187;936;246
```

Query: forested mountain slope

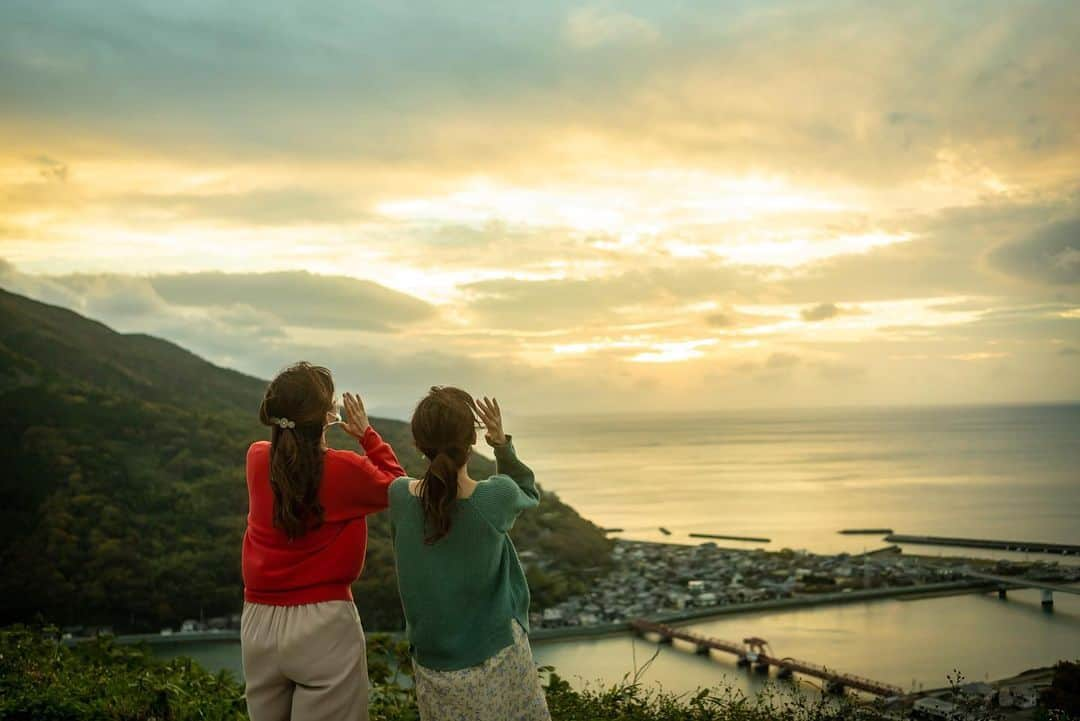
0;287;611;630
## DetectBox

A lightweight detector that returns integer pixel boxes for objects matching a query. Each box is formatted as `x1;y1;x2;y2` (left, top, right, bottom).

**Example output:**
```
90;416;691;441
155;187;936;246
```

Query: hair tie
271;417;296;429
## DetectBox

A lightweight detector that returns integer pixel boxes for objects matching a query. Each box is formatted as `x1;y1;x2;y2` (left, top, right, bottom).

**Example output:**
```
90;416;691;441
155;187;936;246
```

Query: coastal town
66;537;1079;649
528;538;1080;719
529;539;1080;629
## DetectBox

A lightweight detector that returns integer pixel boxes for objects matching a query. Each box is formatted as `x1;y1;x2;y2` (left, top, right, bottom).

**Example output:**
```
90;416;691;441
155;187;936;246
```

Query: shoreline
66;539;1078;648
81;579;997;649
531;579;995;642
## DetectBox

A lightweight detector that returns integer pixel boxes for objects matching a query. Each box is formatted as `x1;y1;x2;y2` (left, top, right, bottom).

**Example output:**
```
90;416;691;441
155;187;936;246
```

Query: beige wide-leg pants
241;600;369;721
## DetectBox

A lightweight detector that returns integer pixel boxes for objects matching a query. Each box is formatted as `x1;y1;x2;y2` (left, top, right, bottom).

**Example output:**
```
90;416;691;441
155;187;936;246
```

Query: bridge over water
630;619;903;697
962;571;1080;608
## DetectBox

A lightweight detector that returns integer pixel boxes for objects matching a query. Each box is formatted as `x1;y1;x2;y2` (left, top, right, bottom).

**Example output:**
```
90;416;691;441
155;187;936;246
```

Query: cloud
0;258;82;308
35;155;68;183
815;360;866;381
946;352;1010;361
706;312;735;328
988;216;1080;286
766;352;801;369
564;6;659;49
800;303;841;322
5;256;1078;412
2;2;1079;410
462;265;752;331
0;261;532;415
0;262;287;352
147;271;434;330
59;274;171;319
121;188;372;227
799;302;868;322
927;298;999;313
5;267;437;338
776;200;1080;303
2;1;1077;189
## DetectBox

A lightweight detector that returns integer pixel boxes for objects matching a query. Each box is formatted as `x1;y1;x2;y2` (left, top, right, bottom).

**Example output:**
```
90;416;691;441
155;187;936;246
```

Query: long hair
258;362;334;540
410;386;478;544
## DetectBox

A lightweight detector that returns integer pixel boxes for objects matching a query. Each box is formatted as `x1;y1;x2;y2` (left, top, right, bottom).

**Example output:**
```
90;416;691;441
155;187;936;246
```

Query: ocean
512;403;1080;556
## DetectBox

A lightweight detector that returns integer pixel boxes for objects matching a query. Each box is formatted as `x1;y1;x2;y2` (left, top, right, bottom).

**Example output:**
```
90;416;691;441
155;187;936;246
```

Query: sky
1;0;1078;417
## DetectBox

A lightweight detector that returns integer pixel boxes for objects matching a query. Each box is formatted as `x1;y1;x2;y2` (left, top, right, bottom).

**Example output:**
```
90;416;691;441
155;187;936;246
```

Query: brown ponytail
410;386;478;544
258;362;335;540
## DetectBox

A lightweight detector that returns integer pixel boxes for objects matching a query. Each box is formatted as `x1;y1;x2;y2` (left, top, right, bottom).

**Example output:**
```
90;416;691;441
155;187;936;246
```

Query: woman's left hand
476;396;507;447
341;392;371;438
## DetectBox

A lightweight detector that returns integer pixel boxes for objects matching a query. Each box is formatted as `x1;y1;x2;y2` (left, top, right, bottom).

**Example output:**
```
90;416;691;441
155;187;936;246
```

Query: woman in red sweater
242;362;404;721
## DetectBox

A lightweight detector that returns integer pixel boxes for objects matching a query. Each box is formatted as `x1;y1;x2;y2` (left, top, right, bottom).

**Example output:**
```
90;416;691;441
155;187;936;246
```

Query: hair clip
274;417;296;429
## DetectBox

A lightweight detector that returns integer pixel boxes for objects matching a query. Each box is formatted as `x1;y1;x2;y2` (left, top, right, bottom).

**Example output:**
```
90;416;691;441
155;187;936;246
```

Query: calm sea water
513;404;1080;555
532;590;1080;696
157;591;1080;694
155;404;1080;692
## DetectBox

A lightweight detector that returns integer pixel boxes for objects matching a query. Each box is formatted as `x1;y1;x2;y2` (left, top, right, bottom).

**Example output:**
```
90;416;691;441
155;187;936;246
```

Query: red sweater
242;426;405;605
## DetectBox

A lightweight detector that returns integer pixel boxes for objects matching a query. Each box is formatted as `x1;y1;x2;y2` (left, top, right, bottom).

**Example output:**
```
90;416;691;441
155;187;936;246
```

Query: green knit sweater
388;438;540;670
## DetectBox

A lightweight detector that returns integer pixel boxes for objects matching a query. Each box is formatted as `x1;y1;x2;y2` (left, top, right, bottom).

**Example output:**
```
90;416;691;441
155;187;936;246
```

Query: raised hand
475;396;506;447
340;392;371;439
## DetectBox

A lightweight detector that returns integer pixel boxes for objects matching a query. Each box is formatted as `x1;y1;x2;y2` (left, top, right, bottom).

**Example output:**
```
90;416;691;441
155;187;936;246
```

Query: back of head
410;386;478;544
258;362;335;539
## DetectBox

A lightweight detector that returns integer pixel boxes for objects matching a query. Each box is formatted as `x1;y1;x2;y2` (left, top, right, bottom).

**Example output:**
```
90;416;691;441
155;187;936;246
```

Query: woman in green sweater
388;386;551;721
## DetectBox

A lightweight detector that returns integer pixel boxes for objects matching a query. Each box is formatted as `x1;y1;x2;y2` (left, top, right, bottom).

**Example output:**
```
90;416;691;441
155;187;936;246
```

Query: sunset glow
1;1;1077;414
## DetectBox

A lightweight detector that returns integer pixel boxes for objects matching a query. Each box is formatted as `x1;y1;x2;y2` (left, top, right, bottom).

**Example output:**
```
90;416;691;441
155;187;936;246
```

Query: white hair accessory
273;417;296;429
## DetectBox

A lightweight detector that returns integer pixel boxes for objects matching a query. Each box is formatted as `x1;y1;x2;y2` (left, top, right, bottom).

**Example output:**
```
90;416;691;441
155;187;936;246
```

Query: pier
689;532;771;543
631;619;904;697
885;534;1080;555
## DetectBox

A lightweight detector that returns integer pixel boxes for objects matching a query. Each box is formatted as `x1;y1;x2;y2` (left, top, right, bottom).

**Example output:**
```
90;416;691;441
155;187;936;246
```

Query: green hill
0;287;612;631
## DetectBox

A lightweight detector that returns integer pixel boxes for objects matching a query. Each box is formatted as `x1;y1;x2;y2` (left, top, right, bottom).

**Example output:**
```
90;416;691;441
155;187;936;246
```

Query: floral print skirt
412;621;551;721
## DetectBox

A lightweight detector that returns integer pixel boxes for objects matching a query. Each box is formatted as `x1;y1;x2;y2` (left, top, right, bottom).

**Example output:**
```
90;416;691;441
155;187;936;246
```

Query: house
959;681;994;702
912;697;961;720
542;608;565;625
667;592;691;610
998;685;1039;708
1009;685;1039;709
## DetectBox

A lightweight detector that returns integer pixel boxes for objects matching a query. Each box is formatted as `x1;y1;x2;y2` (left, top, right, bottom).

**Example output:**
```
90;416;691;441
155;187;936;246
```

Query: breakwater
887;534;1080;555
839;528;893;535
689;532;771;543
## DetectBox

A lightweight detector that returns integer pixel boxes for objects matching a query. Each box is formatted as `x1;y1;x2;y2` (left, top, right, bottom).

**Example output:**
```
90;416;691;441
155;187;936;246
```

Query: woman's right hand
340;392;371;439
475;396;507;447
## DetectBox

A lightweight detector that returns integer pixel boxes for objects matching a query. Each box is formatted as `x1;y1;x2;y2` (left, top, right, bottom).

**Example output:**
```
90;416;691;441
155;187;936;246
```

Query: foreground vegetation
0;627;875;721
5;627;1076;721
0;288;612;632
